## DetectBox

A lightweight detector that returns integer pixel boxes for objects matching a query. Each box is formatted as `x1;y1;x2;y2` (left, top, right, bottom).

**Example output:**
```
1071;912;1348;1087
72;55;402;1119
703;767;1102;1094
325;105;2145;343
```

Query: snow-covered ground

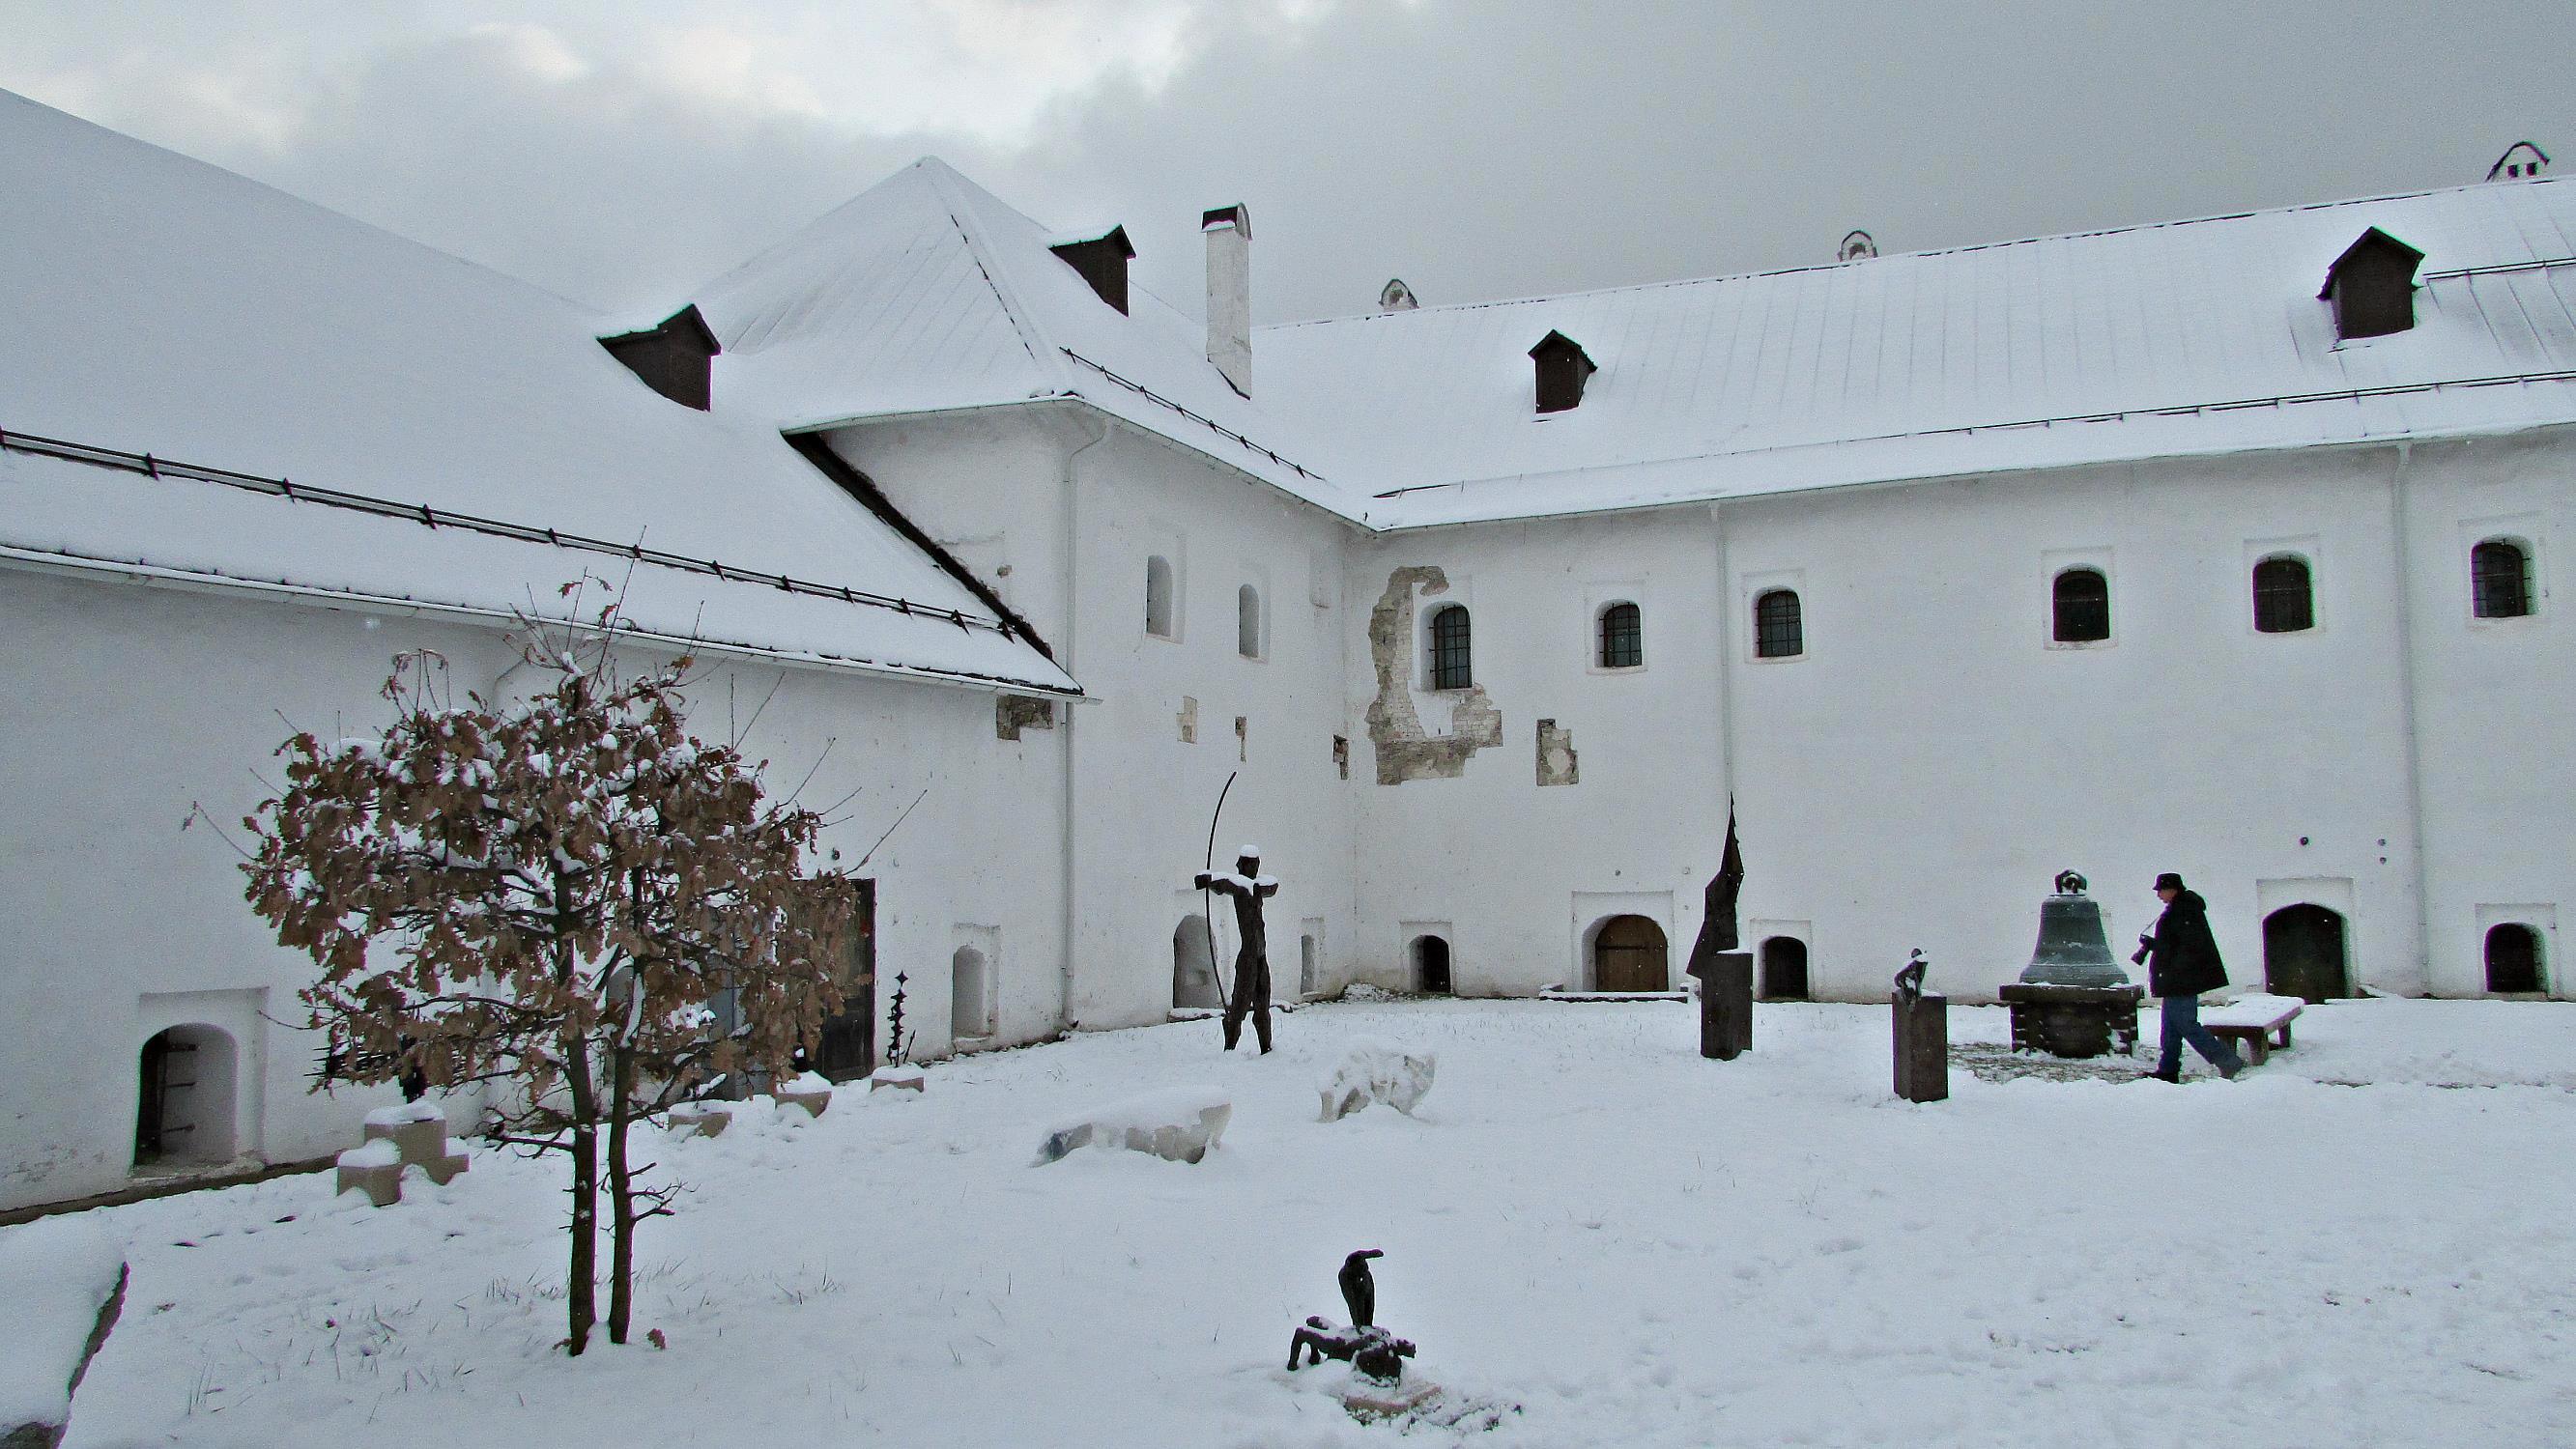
26;997;2576;1447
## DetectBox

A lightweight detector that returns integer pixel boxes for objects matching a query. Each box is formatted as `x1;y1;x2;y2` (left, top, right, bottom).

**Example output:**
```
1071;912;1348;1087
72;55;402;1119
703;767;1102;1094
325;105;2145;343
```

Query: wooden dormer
1050;225;1136;315
1529;330;1598;414
598;304;721;411
2318;228;2424;341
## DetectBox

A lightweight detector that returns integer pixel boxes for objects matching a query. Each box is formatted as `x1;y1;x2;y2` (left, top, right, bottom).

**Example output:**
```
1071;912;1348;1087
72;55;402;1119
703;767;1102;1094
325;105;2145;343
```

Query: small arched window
2051;568;2110;643
1238;584;1263;658
1754;589;1802;659
1598;602;1643;668
1145;555;1175;638
2252;555;2314;633
1426;605;1473;689
2472;539;2532;619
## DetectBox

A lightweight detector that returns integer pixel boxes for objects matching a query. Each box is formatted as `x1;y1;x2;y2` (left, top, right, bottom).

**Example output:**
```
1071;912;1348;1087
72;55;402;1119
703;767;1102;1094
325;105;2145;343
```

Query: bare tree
243;607;852;1354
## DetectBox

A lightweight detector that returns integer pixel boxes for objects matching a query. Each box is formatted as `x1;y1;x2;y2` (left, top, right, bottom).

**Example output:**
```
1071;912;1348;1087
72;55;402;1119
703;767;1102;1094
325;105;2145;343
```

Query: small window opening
2473;539;2532;619
951;946;991;1038
1754;589;1803;659
2252;556;2315;633
2052;568;2110;643
1173;917;1220;1009
1413;936;1452;995
1427;605;1473;690
2485;923;2544;994
1238;584;1263;658
1300;934;1319;998
1598;602;1643;668
1146;555;1175;638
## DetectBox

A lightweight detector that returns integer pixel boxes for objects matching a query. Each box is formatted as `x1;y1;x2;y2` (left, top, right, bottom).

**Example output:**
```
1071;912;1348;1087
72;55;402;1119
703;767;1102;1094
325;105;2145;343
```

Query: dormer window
598;303;721;411
2318;228;2424;341
1049;225;1135;314
2486;141;2551;182
1528;330;1597;414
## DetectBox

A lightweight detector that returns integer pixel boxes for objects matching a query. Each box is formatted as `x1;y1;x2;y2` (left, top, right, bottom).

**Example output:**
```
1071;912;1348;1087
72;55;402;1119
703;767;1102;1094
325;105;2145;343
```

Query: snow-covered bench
2202;993;2304;1064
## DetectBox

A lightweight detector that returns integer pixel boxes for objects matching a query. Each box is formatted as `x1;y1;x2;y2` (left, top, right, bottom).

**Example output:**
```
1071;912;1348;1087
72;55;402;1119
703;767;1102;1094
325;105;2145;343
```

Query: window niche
1145;554;1177;639
1596;601;1643;669
1753;589;1803;660
2472;538;2533;620
1238;583;1264;659
2050;566;2111;645
1425;604;1473;690
2252;554;2316;634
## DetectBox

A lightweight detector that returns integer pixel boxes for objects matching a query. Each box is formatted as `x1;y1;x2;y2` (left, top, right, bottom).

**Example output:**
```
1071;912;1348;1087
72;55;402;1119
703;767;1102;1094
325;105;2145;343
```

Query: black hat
2153;871;2185;892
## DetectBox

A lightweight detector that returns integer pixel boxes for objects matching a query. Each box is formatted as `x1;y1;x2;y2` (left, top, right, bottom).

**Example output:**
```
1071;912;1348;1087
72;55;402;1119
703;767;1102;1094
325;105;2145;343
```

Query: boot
2148;1066;2180;1083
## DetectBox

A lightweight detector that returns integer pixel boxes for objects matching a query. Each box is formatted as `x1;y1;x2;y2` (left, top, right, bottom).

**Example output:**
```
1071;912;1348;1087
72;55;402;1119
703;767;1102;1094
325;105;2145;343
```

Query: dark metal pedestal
1698;951;1752;1060
1998;981;2143;1058
1892;991;1949;1102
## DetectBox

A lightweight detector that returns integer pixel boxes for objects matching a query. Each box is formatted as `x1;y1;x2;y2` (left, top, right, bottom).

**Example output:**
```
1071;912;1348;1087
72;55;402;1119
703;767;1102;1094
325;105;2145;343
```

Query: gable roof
0;90;1076;695
691;158;1365;523
1256;179;2576;526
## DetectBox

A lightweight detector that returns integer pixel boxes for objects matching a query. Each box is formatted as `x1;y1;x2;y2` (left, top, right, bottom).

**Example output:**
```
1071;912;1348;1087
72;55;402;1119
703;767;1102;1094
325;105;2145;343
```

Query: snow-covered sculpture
1035;1086;1232;1165
1319;1039;1437;1121
0;1217;128;1449
1193;844;1281;1053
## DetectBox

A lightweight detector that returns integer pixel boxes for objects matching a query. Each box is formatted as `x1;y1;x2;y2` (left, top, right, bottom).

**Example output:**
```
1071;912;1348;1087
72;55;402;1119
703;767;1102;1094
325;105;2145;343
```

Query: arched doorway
135;1024;239;1167
1592;916;1670;992
2262;905;2349;1003
1413;935;1452;995
1173;917;1221;1009
951;946;991;1037
1760;937;1810;1000
2486;923;2545;994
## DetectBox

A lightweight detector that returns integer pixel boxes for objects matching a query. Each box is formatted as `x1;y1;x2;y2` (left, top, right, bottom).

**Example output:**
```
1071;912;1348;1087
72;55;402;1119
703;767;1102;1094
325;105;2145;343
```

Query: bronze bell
2017;869;2133;988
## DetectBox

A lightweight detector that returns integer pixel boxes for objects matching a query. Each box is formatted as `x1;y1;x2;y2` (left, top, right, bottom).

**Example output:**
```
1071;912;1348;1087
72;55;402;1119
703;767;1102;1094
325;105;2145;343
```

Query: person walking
2133;871;2245;1081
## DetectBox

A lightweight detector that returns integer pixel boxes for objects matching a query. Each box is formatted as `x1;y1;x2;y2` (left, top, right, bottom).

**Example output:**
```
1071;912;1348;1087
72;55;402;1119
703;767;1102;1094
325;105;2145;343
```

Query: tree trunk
563;1037;599;1357
607;1037;636;1345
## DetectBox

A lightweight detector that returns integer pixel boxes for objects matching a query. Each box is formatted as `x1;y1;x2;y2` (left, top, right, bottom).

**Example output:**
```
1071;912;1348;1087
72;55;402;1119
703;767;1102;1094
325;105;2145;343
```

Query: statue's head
1237;843;1262;872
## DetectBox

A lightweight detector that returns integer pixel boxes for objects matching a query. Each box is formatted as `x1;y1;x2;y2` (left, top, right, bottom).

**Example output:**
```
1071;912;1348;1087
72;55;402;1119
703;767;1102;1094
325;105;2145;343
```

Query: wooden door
1594;916;1670;992
815;879;877;1081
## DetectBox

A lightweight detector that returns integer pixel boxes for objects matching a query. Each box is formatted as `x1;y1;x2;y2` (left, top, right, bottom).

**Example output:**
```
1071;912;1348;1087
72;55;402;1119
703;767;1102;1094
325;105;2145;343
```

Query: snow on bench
2202;993;2304;1064
0;1216;128;1448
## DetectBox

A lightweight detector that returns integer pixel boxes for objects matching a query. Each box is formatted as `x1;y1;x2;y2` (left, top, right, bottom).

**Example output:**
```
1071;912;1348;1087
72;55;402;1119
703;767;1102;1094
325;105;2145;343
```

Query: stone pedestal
363;1116;470;1184
1891;992;1948;1103
1697;951;1753;1060
770;1084;832;1119
869;1065;926;1094
667;1102;732;1138
1998;981;2143;1058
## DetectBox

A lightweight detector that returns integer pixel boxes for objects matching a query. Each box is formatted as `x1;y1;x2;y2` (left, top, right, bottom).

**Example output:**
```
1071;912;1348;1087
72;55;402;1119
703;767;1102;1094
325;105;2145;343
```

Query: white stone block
1319;1040;1437;1121
1037;1086;1232;1165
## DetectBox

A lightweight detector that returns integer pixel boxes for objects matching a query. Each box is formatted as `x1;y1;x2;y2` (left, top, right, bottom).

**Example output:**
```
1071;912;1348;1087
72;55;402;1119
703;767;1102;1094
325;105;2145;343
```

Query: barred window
2252;556;2314;633
1598;602;1643;668
2051;568;2109;643
1427;605;1473;689
1754;589;1802;659
2473;539;2531;619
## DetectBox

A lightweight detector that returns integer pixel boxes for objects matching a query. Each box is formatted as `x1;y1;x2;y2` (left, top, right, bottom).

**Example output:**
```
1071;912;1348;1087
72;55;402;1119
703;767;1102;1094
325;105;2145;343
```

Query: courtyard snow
24;997;2576;1446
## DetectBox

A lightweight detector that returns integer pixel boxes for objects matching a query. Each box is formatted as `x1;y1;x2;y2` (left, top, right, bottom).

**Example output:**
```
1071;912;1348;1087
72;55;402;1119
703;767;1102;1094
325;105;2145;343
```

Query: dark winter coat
2144;890;2228;998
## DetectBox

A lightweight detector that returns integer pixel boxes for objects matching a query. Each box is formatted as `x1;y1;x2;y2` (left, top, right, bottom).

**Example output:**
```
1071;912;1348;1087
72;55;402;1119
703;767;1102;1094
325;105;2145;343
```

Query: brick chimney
1202;204;1251;397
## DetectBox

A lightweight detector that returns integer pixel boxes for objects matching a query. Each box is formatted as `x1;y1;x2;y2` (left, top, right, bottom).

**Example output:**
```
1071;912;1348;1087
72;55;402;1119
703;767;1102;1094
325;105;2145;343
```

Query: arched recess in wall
1753;589;1802;659
1146;555;1176;638
2472;538;2533;619
1173;916;1221;1009
952;946;991;1038
1597;601;1643;668
135;1023;239;1167
2051;568;2110;642
1760;937;1810;1000
1589;915;1669;992
1239;584;1263;658
2251;555;2314;633
1299;932;1319;999
1425;605;1473;689
2262;904;2349;1003
2485;923;2545;994
1412;935;1453;995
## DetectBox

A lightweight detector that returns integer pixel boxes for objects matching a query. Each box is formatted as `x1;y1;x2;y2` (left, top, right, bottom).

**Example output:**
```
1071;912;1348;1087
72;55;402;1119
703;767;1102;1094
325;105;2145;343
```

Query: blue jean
2158;994;2242;1075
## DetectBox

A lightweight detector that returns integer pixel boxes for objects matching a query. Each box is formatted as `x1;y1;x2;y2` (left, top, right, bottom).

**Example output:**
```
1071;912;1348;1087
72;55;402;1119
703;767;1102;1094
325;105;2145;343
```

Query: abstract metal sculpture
1288;1249;1417;1384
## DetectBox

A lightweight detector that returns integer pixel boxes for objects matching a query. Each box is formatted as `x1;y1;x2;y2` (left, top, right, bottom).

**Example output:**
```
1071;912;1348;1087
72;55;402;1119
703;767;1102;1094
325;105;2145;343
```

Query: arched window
1754;589;1802;659
2485;923;2544;994
2473;539;2532;619
1597;602;1643;668
1238;584;1263;659
2052;568;2110;642
1426;605;1473;689
2252;555;2314;633
1145;555;1175;638
951;946;990;1038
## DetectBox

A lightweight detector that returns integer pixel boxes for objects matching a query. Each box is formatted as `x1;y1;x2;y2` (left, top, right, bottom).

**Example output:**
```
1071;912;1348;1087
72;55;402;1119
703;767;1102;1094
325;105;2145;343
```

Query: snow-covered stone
667;1102;734;1139
333;1139;405;1207
771;1074;833;1119
870;1065;927;1094
360;1102;469;1186
1035;1087;1232;1165
1319;1040;1437;1121
0;1217;126;1449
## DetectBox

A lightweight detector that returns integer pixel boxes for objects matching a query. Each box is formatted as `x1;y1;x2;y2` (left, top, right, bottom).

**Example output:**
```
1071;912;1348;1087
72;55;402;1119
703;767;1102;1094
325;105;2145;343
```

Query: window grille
2052;569;2110;642
2473;540;2531;619
1598;602;1643;668
1754;589;1802;659
1427;605;1473;689
2252;556;2314;633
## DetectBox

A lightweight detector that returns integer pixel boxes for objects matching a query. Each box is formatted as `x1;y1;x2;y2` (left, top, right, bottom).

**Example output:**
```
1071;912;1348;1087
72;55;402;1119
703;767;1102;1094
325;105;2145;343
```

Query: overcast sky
9;1;2570;325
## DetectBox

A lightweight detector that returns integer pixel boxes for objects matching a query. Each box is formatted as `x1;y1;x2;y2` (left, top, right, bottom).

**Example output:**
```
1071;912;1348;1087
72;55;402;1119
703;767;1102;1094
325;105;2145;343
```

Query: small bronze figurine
1288;1249;1417;1384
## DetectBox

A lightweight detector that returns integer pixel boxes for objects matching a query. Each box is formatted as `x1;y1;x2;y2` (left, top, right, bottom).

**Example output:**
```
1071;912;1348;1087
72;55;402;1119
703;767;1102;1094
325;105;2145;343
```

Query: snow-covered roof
691;158;1367;523
1255;179;2576;526
0;90;1077;696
